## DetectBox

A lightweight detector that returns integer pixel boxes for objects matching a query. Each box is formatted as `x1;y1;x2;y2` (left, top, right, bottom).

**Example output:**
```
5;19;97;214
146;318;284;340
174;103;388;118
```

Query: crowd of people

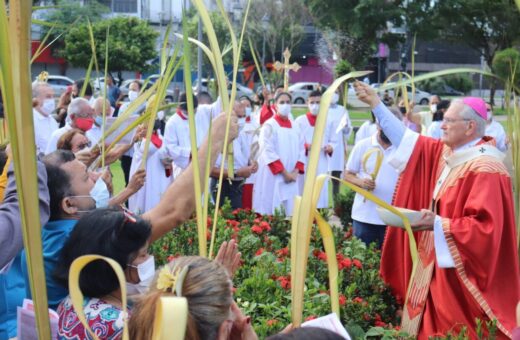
0;72;518;339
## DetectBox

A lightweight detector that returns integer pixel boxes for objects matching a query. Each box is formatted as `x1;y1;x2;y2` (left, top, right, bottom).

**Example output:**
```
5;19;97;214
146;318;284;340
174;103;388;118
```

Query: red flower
232;208;241;215
206;231;211;241
266;319;278;327
353;297;364;304
375;321;387;327
312;250;327;262
254;218;261;224
162;245;169;251
167;255;176;262
353;259;362;269
339;294;347;306
305;315;317;321
344;230;352;239
187;238;193;245
276;275;291;290
207;217;212;226
255;248;265;256
336;253;344;261
251;225;263;234
276;247;289;257
339;258;352;270
260;221;271;231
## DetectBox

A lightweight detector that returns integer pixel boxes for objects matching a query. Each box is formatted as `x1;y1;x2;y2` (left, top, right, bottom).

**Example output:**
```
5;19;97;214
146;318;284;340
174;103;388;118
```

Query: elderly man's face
36;84;55;103
440;101;473;148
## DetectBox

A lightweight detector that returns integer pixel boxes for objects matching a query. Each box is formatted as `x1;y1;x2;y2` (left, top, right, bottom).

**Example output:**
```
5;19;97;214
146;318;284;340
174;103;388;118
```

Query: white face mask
331;93;339;105
238;117;246;130
90;177;110;209
245;107;252;117
41;98;56;116
128;90;139;102
430;104;437;113
309;103;319;116
126;255;155;295
277;103;291;117
157;110;165;120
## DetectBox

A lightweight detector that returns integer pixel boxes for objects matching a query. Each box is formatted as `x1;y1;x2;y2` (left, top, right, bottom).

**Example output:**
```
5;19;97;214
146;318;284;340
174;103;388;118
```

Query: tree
63;16;159;82
246;0;309;65
493;48;520;89
303;0;404;69
433;0;520;103
38;0;110;59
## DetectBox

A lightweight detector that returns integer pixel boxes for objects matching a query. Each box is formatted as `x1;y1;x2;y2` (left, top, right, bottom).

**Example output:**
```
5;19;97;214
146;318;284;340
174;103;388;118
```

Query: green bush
335;59;354;78
444;74;473;94
334;188;356;227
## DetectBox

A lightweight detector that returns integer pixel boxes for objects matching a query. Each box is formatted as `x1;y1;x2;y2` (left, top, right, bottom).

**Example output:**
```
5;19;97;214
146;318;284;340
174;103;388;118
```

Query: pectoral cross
273;48;301;92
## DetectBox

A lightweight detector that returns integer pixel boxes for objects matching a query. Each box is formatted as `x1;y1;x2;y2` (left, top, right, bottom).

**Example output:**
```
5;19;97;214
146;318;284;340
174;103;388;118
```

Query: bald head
92;97;112;117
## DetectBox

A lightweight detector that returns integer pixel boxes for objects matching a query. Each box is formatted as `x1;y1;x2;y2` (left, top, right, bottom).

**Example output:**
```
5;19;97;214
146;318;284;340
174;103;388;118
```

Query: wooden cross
273;48;301;92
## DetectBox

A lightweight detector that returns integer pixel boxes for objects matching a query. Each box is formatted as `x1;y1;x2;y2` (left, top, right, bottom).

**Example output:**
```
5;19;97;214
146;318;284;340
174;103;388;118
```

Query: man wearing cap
354;81;520;339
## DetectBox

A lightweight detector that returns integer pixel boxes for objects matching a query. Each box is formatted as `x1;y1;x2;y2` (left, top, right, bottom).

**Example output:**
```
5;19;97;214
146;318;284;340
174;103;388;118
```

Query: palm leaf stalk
0;0;51;337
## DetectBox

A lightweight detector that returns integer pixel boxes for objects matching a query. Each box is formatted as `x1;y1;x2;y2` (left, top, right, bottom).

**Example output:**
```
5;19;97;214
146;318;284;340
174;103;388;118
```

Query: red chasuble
381;135;520;339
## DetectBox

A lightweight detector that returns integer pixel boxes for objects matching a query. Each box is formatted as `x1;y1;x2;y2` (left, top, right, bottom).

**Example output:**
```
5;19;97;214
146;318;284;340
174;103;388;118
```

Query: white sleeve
259;123;281;165
162;121;191;168
433;216;456;268
345;142;362;173
386;128;420;173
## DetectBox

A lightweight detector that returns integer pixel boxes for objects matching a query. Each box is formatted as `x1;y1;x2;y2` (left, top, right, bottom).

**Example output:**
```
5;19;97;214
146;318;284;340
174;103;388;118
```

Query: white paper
17;299;59;340
104;115;139;145
302;313;351;340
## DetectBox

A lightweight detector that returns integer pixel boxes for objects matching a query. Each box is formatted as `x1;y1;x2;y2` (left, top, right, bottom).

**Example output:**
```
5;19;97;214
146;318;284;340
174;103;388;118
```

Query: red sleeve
295;161;305;174
268;160;284;174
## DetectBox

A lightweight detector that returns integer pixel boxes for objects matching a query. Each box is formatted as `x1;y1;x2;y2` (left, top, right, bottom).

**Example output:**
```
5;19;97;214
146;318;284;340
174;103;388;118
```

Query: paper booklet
17;299;59;340
302;312;352;340
104;115;139;146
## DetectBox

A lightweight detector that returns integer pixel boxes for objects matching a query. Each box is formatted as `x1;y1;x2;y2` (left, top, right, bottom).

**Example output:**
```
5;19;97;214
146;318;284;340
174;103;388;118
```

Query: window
97;0;138;13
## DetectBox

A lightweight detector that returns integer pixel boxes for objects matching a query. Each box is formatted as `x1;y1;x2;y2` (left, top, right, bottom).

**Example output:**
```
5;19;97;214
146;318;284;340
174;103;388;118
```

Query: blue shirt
21;219;77;310
0;254;25;340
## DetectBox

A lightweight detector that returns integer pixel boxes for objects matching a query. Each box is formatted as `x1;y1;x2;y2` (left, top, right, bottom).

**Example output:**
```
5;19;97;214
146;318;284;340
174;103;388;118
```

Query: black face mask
379;130;391;145
399;106;407;114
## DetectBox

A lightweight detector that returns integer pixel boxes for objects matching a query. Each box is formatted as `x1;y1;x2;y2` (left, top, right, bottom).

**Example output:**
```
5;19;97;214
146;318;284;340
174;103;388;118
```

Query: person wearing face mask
32;81;59;155
240;96;260;209
17;112;239;313
413;95;441;132
484;102;508;152
16;150;145;310
52;208;153;339
45;98;96;154
427;100;451;139
295;91;338;208
343;107;403;248
210;101;257;209
327;89;352;198
253;92;305;216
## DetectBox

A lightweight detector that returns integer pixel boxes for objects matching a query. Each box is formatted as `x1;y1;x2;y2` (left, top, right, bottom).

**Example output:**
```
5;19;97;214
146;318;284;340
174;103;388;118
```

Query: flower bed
151;203;401;338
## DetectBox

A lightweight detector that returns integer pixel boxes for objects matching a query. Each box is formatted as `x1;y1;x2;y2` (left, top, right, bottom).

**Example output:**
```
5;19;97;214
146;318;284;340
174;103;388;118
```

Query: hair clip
157;265;189;297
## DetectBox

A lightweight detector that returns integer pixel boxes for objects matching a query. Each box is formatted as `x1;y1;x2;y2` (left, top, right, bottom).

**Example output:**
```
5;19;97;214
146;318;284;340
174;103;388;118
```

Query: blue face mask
90;177;110;209
73;177;110;213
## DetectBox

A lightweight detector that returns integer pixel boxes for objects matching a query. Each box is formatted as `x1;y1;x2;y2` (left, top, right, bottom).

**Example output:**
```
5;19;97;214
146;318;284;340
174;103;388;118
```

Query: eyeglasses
77;141;92;150
442;117;471;124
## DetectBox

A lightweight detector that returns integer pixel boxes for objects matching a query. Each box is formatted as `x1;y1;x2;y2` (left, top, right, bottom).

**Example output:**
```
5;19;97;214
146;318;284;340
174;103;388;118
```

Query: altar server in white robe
240;96;260;209
163;93;221;177
295;90;338;209
327;89;352;197
128;119;171;214
253;92;305;216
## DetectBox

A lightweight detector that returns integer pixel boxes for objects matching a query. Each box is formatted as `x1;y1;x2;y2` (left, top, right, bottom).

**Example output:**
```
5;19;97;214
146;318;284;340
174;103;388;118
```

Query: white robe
485;119;507;152
243;118;261;185
295;113;338;209
354;121;378;145
163;99;222;174
253;116;304;216
128;139;172;214
45;124;73;154
327;104;351;172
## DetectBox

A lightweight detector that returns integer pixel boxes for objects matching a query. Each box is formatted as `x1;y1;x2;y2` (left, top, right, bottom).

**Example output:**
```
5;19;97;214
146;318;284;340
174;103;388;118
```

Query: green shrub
334;188;356;227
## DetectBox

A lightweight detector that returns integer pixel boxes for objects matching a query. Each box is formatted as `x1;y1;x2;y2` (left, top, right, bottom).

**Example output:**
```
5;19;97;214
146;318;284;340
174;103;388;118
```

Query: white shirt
485;119;507;152
33;108;59;155
86;125;102;146
327;104;352;172
346;134;399;225
215;129;251;179
427;121;442;140
45;124;72;154
354;121;378;145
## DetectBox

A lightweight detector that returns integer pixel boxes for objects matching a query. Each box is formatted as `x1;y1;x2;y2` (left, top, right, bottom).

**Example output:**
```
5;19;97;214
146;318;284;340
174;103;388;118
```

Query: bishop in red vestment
354;82;520;339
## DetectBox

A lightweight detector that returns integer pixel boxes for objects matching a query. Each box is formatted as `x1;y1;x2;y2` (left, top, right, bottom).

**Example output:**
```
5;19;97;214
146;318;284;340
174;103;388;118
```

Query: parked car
432;84;464;97
192;78;255;100
35;75;74;96
288;82;328;104
119;79;175;102
372;83;431;105
92;76;121;93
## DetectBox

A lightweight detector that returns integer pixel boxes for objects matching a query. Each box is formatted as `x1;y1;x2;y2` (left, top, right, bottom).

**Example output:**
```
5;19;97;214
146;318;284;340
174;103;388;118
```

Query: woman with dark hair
56;128;91;153
253;92;304;216
53;208;154;339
